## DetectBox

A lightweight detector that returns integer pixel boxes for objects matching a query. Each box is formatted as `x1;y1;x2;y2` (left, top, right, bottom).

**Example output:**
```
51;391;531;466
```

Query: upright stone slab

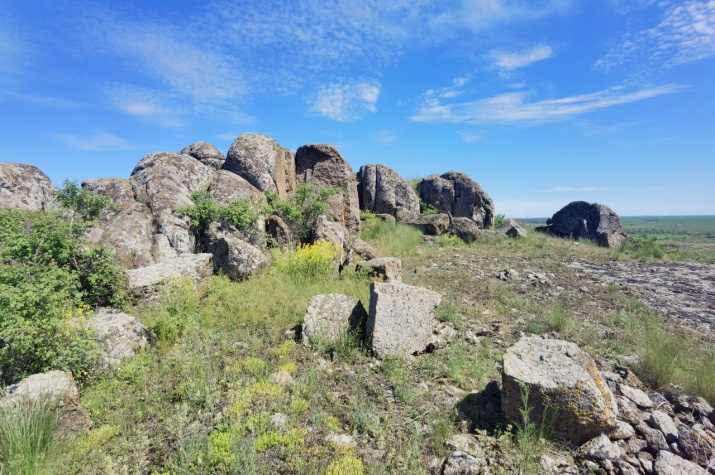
366;282;441;358
502;337;618;445
302;294;368;346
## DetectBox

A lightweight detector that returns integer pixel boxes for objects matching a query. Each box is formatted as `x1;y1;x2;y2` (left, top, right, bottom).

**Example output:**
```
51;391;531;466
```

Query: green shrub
264;183;341;243
494;214;506;228
179;192;259;240
56;180;115;222
0;203;126;384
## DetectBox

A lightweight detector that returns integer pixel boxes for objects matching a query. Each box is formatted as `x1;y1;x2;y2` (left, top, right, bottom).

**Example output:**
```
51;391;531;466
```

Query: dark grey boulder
180;142;226;169
356;164;419;221
449;217;480;242
540;201;627;248
295;144;360;234
409;213;450;235
418;172;495;227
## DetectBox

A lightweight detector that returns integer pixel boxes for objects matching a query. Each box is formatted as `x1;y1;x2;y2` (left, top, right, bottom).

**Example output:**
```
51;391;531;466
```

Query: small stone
326;433;355;448
654;450;707;475
580;434;624;462
610;420;636;440
620;384;653;409
269;370;293;387
649;410;679;443
637;423;669;452
270;413;287;430
442;451;482;475
444;434;484;458
637;451;654;475
616;396;642;425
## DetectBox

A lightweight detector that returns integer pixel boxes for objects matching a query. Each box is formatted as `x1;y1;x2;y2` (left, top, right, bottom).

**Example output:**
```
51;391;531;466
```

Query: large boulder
180;141;226;169
409;213;450;235
301;294;368;346
224;133;295;200
540;201;627;248
356;257;402;283
502;337;618;445
85;309;156;369
208;170;265;207
131;152;215;256
449;217;481;242
82;178;156;268
125;253;214;300
295;144;360;234
204;224;269;281
417;172;495;227
0;371;92;432
0;163;57;211
366;282;442;358
356;164;420;221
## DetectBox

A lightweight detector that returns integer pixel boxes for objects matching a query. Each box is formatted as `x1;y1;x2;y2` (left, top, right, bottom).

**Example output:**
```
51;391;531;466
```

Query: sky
1;0;714;217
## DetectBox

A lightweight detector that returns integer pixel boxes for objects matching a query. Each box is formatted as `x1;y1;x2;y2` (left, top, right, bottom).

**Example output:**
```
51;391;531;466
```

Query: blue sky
1;0;713;217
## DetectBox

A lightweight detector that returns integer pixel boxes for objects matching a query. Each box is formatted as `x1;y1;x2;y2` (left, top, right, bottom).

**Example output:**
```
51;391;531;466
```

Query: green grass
360;214;423;257
0;397;61;475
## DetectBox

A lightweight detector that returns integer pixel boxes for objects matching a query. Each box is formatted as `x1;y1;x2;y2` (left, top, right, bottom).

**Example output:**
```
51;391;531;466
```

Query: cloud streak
411;83;686;125
492;44;554;71
52;133;130;151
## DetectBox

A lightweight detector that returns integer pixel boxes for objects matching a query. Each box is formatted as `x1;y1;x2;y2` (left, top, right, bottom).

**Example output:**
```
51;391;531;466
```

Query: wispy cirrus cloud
310;80;381;122
377;130;397;145
51;132;130;151
491;44;554;72
411;83;686;125
596;0;715;72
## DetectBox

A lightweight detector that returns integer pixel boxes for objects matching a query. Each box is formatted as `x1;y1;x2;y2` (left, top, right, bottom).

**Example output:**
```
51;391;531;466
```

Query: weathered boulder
677;423;715;467
0;371;91;432
502;337;618;445
417;172;495;227
409;213;450;235
86;309;156;369
356;257;402;282
301;294;368;346
208;170;265;207
180;141;226;169
649;410;679;444
497;218;528;238
314;215;348;248
0;162;57;211
540;201;627;248
205;224;269;281
82;178;157;268
350;238;380;261
224;133;295;199
654;451;707;475
295;144;360;233
366;282;442;358
449;217;481;242
125;253;213;300
131;152;215;256
356;164;420;221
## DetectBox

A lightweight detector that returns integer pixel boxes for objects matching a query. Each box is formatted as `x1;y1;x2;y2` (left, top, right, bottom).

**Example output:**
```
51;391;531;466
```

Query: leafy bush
179;192;259;234
56;180;115;222
618;236;666;261
493;214;506;228
264;183;341;243
0;200;126;383
271;240;342;280
419;198;438;216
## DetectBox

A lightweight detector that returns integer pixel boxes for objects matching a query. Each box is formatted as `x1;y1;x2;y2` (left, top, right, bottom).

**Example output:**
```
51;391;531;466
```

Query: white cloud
492;44;554;70
311;80;381;122
459;131;484;142
216;132;239;141
411;83;685;125
596;1;715;72
377;130;397;145
0;90;84;108
52;133;130;151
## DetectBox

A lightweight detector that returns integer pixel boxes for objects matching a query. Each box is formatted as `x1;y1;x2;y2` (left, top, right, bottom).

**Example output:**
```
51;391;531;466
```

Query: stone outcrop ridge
538;201;627;248
356;163;420;221
418;171;495;228
224;133;295;199
0;162;57;211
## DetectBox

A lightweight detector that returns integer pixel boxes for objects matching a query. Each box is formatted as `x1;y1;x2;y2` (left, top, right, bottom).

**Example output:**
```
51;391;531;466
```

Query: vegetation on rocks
264;183;341;243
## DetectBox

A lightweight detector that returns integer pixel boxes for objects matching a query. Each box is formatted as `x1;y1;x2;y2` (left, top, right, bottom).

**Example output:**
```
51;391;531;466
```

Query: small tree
263;184;341;243
56;180;115;222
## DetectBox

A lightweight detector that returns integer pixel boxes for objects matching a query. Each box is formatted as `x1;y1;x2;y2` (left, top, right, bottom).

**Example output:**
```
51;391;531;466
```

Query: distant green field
517;215;715;261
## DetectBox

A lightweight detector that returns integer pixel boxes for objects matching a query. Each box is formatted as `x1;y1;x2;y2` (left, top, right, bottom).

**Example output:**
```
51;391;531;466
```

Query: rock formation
85;308;156;369
295;144;360;234
180;141;226;170
418;171;495;228
356;164;420;221
125;253;214;300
